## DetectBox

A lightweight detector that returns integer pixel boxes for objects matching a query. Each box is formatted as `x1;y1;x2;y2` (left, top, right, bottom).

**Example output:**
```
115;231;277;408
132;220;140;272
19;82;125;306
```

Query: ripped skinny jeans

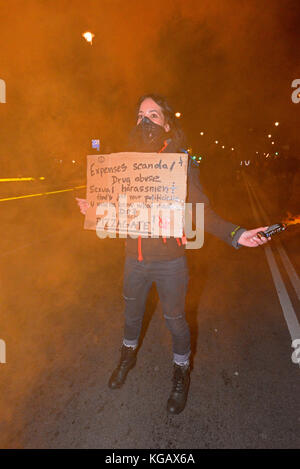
122;256;190;363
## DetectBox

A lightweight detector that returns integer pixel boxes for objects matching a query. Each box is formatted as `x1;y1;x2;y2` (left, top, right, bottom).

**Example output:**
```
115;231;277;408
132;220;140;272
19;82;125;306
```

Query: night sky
0;0;299;176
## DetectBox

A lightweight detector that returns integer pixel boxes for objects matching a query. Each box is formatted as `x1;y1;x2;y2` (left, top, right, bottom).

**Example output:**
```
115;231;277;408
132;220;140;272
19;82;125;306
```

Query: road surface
0;171;299;449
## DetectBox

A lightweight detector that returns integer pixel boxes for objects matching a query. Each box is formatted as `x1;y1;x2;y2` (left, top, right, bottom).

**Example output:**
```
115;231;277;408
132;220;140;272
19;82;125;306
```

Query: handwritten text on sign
84;152;188;237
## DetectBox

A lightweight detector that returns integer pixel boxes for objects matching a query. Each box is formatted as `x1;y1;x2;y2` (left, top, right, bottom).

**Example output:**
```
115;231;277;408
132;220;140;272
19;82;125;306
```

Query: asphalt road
0;170;299;449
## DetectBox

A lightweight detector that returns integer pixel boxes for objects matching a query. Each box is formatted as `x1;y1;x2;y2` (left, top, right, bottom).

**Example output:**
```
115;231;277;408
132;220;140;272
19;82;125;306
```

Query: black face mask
128;116;169;152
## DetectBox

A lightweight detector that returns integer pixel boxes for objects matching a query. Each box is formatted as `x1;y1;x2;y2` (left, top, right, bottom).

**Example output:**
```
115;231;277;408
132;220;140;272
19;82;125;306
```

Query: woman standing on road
76;94;268;415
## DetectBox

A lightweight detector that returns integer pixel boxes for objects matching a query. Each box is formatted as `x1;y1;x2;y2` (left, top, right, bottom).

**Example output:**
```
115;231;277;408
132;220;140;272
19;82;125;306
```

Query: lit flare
282;213;300;226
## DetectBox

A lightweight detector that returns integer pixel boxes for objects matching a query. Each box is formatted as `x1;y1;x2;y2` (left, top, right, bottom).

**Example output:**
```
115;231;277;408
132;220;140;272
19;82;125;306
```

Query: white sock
173;351;190;367
174;359;189;367
123;339;138;350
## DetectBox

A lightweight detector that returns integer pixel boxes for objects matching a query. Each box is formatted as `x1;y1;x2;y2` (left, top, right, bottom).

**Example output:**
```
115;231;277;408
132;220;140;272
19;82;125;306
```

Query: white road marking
244;175;300;354
263;246;300;341
248;180;300;301
276;243;300;302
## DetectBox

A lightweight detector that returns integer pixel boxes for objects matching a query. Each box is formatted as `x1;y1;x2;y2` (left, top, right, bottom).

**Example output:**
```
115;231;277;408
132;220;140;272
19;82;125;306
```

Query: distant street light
200;131;204;135
175;112;181;118
274;122;279;126
215;140;219;144
82;31;95;45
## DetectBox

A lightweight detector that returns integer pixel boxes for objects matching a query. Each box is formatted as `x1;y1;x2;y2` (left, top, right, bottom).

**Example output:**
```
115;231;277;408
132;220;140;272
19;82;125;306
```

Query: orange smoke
282;213;300;226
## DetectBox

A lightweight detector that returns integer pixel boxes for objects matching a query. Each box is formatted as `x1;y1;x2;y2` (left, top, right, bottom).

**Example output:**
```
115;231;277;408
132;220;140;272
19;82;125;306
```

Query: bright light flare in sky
82;31;95;45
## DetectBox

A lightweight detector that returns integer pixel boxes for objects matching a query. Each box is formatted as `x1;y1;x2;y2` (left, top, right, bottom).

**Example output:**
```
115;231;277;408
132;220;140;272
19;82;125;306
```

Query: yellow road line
0;185;86;202
0;177;36;182
0;177;45;182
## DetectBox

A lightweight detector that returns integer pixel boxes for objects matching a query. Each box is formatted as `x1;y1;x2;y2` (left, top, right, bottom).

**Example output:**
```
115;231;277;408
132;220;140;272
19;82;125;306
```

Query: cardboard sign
84;152;188;238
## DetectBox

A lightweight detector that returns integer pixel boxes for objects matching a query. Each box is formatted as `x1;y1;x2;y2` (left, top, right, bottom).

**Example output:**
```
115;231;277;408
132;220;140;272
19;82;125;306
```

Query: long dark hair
136;94;187;151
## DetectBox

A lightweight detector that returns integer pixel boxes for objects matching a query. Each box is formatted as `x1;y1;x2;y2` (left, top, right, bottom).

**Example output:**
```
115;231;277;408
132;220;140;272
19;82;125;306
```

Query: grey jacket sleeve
187;162;246;248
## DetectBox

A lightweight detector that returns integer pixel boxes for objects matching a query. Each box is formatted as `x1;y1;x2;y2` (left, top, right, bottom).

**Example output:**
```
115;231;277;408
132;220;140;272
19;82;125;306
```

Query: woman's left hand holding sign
75;198;90;215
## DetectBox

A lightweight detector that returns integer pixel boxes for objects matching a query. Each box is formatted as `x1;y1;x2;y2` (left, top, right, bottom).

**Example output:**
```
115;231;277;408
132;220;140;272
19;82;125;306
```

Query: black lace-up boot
108;345;137;389
167;363;190;414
